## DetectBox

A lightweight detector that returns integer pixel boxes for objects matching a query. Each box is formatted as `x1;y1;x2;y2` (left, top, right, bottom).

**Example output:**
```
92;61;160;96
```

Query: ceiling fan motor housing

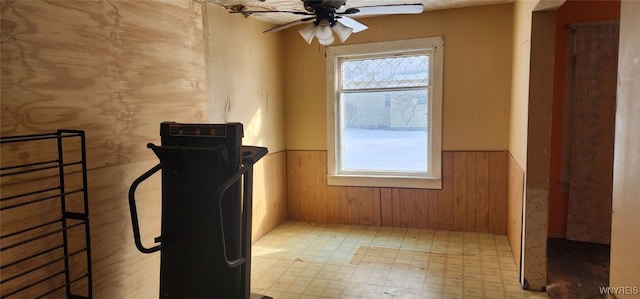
302;0;347;12
302;0;347;25
235;0;423;44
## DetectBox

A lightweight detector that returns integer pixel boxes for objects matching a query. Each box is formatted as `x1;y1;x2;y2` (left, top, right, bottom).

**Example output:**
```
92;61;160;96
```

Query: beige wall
285;4;514;151
610;1;640;296
508;0;535;290
202;3;288;241
509;0;565;168
509;0;538;169
508;0;536;290
204;4;286;152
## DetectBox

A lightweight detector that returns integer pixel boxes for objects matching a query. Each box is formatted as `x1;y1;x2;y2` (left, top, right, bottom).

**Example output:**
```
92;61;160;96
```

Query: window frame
326;37;444;189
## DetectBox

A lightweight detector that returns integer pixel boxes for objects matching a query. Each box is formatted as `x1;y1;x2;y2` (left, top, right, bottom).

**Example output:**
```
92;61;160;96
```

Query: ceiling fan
229;0;424;45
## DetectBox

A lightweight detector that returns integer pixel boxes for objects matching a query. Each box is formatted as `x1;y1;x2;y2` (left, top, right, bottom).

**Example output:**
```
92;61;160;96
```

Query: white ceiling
207;0;513;24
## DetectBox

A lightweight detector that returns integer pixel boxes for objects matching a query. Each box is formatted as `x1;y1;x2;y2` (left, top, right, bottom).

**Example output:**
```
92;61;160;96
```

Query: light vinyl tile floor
250;222;548;299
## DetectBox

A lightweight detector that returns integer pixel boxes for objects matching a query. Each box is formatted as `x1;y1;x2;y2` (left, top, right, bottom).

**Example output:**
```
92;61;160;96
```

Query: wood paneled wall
287;150;509;234
507;153;525;270
2;1;289;297
1;0;209;167
251;151;288;242
2;1;229;298
0;1;291;295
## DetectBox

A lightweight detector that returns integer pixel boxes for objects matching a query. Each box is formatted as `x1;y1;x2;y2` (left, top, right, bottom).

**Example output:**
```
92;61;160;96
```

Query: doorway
564;22;618;245
546;21;619;298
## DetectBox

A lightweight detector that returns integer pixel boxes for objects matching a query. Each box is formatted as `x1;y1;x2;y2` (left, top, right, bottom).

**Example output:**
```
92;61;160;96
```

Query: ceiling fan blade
336;16;368;33
263;17;315;33
230;10;312;16
339;4;424;17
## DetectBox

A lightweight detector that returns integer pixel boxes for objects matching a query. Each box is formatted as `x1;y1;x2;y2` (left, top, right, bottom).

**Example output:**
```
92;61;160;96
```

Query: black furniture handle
215;165;251;268
215;146;268;268
128;164;163;254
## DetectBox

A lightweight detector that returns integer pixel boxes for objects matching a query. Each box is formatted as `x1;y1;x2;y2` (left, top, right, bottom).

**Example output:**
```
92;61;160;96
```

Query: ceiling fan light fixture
298;23;316;44
317;33;335;46
332;21;353;43
314;19;333;41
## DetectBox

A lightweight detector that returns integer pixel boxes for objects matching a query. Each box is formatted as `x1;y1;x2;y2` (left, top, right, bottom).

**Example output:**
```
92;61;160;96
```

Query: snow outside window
326;37;443;189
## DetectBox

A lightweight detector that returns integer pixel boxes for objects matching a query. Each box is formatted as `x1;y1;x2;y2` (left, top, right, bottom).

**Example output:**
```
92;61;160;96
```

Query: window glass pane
342;55;429;90
340;89;428;173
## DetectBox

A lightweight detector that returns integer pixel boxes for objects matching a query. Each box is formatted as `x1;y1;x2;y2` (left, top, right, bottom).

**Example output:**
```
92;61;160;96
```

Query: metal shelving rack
0;130;92;298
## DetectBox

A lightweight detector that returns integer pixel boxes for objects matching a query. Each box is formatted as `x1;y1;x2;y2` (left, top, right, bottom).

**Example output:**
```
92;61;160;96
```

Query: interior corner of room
1;0;639;298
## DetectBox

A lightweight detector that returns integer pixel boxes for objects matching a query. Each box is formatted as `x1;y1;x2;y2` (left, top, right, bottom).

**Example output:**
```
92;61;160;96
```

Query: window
326;37;443;189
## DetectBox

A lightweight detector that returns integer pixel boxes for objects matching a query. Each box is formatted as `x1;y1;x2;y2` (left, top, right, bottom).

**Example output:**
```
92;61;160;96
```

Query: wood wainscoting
287;150;509;235
507;152;525;270
251;151;288;242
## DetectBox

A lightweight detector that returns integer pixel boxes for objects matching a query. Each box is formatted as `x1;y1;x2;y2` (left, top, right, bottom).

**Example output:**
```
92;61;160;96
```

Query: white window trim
326;37;444;189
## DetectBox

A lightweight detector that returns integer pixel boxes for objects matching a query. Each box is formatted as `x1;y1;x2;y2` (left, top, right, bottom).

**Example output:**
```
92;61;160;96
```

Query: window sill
327;174;442;189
